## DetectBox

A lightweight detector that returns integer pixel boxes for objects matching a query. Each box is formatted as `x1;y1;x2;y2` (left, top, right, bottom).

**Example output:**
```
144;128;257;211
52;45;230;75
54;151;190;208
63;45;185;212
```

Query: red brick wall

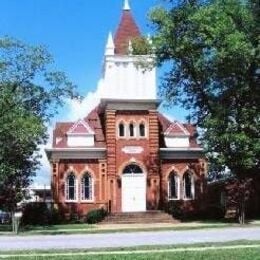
53;159;107;218
160;159;207;212
110;110;161;212
52;108;207;217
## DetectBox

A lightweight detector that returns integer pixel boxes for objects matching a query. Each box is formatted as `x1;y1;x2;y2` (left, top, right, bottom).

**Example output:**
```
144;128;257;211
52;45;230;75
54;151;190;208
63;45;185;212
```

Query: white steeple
105;32;115;56
123;0;130;11
99;0;157;101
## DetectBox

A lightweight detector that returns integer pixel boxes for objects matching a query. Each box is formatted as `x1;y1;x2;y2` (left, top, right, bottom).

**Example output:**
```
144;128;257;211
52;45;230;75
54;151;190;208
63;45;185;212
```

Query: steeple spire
114;0;140;54
105;32;115;55
123;0;130;11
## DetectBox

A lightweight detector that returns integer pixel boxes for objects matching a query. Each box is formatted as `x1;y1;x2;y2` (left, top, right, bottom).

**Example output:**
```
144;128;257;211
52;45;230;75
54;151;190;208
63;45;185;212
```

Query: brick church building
46;0;207;218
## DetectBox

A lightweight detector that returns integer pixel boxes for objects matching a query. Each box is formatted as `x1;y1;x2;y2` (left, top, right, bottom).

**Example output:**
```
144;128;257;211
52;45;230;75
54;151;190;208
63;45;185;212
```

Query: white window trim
168;174;180;201
80;174;94;203
117;119;148;139
65;174;78;203
183;173;195;200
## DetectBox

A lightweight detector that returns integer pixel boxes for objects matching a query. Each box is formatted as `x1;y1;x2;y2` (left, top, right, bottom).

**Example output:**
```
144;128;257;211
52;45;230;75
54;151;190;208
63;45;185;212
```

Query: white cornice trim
160;147;203;152
45;148;106;152
45;148;107;161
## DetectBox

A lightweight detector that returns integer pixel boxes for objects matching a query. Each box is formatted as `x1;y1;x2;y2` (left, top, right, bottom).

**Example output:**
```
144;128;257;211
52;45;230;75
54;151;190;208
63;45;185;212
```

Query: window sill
65;200;78;203
168;198;180;201
80;200;94;203
183;198;195;201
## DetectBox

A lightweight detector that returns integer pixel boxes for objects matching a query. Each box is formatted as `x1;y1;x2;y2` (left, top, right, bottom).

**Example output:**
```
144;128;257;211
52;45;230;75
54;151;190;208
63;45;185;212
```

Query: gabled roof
114;7;141;55
53;105;106;148
84;105;106;148
158;112;200;148
165;122;190;136
67;119;94;135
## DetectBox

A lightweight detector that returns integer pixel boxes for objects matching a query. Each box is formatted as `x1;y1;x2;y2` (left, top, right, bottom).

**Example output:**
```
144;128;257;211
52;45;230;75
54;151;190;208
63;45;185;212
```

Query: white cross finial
123;0;130;10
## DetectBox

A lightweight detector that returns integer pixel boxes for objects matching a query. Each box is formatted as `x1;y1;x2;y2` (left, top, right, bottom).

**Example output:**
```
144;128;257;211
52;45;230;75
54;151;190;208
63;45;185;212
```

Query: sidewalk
1;227;260;251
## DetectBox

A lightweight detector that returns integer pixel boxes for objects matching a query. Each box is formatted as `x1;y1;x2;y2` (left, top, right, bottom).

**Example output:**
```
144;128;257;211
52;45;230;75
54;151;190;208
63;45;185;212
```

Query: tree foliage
150;0;259;175
150;0;259;222
0;37;77;211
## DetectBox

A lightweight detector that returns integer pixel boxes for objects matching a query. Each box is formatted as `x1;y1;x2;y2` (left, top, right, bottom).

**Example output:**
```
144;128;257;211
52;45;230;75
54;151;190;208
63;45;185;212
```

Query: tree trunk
11;212;15;233
238;198;245;225
237;175;251;225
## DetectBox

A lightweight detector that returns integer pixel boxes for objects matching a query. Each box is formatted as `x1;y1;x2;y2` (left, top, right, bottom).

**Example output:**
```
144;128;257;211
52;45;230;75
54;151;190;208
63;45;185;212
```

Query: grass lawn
0;224;231;235
0;223;95;235
1;241;260;259
1;220;260;235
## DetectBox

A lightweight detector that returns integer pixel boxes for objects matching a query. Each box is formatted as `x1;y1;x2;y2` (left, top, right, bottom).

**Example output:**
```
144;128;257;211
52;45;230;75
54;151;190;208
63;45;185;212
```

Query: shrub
203;204;225;220
84;208;107;224
166;200;202;220
48;207;63;225
166;201;184;219
21;203;62;226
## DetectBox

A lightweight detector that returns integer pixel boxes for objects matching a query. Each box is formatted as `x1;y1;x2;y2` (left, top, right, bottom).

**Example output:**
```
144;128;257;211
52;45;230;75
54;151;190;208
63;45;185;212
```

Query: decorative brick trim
106;110;116;177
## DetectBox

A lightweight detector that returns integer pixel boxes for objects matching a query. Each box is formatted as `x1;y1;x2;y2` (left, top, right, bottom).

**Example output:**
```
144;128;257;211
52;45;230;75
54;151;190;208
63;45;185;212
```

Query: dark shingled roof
53;105;106;148
52;108;200;149
114;9;141;55
158;113;200;148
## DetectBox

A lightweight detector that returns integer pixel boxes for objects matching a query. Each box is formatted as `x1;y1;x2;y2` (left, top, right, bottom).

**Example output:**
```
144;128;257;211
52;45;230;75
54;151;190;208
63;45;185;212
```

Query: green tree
0;37;77;212
150;0;259;223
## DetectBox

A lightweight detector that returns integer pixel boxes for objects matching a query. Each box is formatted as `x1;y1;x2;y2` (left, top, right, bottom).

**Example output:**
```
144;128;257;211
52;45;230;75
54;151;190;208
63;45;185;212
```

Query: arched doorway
121;163;146;212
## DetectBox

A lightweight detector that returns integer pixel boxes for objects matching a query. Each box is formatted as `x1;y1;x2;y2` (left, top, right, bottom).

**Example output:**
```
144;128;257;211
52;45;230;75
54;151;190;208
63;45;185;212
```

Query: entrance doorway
121;164;146;212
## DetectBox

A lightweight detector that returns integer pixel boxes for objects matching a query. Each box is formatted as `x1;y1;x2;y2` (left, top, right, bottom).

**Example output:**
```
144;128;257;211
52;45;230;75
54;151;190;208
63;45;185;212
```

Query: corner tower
99;0;157;100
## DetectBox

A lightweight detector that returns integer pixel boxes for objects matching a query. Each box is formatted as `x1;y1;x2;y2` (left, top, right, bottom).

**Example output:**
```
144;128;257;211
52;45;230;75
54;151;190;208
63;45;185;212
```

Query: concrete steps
101;211;177;224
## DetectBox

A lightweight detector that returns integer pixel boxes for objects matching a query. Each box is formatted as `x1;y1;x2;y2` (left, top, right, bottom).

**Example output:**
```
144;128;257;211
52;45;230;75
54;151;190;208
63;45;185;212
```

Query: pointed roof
67;119;94;135
105;32;115;56
114;1;141;55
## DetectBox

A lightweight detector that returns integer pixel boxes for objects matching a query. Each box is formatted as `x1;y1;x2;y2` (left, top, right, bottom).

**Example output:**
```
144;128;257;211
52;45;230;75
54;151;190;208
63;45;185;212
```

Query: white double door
122;174;146;212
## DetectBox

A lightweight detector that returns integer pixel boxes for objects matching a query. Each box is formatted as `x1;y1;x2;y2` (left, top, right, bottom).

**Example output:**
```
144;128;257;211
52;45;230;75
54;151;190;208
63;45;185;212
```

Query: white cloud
33;125;53;186
62;79;104;122
63;92;99;121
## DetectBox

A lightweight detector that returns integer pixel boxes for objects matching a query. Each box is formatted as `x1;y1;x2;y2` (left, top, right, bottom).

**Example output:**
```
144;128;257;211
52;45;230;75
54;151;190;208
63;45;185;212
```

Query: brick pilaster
105;110;116;177
148;110;160;176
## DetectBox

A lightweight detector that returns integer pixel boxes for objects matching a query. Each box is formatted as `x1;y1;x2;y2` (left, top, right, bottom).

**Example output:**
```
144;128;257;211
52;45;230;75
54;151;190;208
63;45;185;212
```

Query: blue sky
1;0;188;184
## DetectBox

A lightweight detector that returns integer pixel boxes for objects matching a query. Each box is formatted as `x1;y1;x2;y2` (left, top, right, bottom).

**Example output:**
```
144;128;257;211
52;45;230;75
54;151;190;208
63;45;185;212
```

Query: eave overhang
100;98;161;111
45;148;106;161
160;147;205;160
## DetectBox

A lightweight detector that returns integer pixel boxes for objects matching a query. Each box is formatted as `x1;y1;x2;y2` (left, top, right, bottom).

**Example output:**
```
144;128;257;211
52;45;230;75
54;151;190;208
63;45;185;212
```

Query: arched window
66;173;77;201
81;173;93;201
168;172;180;200
129;123;135;137
123;164;143;174
139;123;145;137
118;123;125;137
183;171;194;199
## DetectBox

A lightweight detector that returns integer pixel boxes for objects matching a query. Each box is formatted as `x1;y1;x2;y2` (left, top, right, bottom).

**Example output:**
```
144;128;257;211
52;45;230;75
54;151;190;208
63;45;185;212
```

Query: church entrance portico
121;164;146;212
